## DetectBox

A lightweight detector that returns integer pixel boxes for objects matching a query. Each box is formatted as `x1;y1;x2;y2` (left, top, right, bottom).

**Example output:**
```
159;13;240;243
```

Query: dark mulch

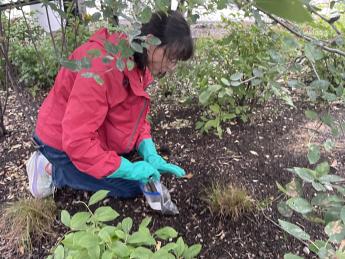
1;88;345;259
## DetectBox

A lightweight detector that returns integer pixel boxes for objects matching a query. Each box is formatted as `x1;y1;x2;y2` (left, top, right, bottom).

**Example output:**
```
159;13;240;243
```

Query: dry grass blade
204;183;254;220
0;197;56;257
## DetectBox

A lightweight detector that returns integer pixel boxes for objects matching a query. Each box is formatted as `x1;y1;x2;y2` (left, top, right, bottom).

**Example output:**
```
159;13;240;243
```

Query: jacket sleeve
61;66;123;179
135;103;152;149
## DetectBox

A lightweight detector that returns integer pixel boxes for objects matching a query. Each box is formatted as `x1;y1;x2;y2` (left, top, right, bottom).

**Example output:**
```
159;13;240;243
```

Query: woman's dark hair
134;10;194;71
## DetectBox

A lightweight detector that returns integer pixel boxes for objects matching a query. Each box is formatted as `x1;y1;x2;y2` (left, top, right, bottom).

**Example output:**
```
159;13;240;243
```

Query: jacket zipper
124;98;148;153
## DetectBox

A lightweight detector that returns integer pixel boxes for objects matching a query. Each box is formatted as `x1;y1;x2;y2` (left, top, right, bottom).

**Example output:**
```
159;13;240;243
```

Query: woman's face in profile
147;45;177;78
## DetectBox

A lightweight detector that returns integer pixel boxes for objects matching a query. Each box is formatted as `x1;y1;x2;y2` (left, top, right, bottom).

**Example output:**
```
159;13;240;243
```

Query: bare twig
44;4;59;59
257;8;345;57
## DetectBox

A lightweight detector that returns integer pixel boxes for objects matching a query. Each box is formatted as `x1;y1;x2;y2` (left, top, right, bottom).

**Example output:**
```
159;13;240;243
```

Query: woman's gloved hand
108;157;160;184
138;139;185;177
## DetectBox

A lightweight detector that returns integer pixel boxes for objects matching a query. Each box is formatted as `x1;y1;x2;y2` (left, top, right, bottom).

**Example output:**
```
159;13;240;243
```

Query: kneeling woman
31;11;193;198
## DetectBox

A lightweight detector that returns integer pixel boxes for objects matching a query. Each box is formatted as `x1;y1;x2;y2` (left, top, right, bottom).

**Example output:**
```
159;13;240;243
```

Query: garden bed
1;88;345;258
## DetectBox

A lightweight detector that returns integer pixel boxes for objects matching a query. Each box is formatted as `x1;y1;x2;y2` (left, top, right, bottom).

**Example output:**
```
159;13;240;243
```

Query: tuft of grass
0;198;56;256
205;183;254;220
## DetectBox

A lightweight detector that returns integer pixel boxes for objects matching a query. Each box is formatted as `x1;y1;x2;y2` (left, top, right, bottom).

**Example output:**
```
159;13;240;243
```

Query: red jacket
35;28;153;179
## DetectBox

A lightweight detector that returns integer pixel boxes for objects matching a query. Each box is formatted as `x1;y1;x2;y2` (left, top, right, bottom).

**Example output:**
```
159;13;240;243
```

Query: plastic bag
141;181;179;215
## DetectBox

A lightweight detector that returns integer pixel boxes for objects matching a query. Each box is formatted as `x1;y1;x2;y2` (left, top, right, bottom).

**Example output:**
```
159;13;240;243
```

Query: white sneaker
26;151;54;198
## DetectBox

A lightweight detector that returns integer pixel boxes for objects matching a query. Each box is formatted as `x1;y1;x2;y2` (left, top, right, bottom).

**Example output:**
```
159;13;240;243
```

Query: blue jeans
33;134;142;198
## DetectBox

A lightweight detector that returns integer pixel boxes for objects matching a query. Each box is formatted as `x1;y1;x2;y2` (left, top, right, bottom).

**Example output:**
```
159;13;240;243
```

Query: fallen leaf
250;150;259;156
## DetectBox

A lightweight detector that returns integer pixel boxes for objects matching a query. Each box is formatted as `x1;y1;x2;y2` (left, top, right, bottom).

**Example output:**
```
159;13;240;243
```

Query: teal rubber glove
108;157;160;184
138;139;185;177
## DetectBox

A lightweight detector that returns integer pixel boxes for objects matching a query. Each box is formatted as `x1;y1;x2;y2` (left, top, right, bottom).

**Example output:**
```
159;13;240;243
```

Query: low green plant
204;183;254;220
0;198;56;255
49;190;202;259
277;110;345;258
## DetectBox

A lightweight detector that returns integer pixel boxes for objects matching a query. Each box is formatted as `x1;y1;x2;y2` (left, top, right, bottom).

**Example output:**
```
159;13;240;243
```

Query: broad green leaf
54;245;64;259
255;0;313;23
307;144;320;164
310;80;330;91
230;72;243;81
127;231;156;245
98;227;112;243
102;250;113;259
127;59;135;71
152;250;175;259
289;167;315;182
287;197;313;214
60;60;80;71
154;227;178;240
61;210;70;227
210;104;220;114
231;81;241;87
111;241;130;258
94;206;119;222
81;72;104;85
116;59;125;71
323;139;335;152
87;49;101;58
319;174;345;183
88;190;109;206
304;110;318;120
160;243;177;253
182;244;202;259
147;36;161;46
277;200;293;217
104;41;119;55
315;162;330;178
130;247;153;259
204;119;218;131
312;194;343;208
304;43;324;62
130;42;143;53
253;68;263;78
278;219;310;240
175;237;186;257
312;181;326;192
320;113;334;127
122;217;133;233
221;78;230;86
88;245;100;258
325;220;345;240
115;229;126;240
70;212;91;230
78;233;99;248
284;253;304;259
308;240;327;254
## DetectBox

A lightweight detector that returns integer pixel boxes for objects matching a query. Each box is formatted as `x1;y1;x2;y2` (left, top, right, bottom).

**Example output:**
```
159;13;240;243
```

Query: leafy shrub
49;190;202;259
5;14;91;93
277;111;345;258
160;20;293;138
0;198;56;256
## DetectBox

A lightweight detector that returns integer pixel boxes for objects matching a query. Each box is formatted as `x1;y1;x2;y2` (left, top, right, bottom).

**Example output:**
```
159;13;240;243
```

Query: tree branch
257;8;345;57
